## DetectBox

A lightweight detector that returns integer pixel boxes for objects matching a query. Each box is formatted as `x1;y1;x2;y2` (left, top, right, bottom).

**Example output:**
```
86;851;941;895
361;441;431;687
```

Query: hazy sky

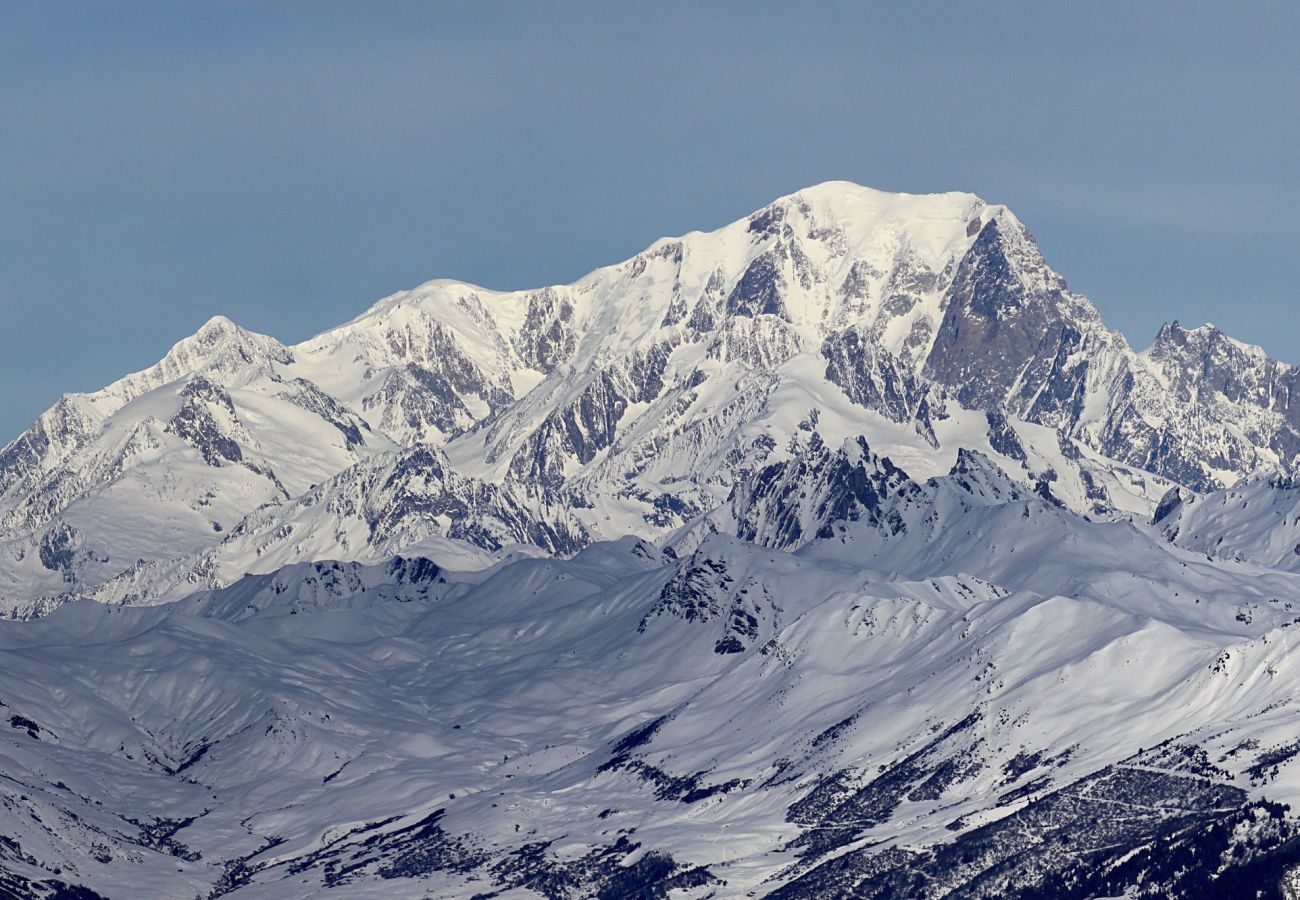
3;1;1298;440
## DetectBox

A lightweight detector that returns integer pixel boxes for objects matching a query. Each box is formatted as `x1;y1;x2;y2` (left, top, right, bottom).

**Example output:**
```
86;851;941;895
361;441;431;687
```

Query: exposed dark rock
730;435;918;550
516;288;577;373
165;377;243;467
1154;486;1184;524
822;327;926;424
726;251;788;320
774;743;1300;900
491;835;717;900
985;408;1027;463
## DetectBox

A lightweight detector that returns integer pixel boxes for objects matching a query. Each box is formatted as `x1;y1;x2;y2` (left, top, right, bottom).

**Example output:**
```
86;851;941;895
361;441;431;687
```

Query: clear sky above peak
2;1;1298;440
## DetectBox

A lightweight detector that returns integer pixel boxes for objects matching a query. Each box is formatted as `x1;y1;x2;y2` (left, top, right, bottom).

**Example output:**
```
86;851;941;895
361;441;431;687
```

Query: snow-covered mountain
4;182;1300;896
0;181;1246;610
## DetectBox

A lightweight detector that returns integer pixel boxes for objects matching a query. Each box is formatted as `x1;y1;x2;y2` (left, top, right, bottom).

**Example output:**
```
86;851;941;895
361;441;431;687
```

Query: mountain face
4;182;1300;897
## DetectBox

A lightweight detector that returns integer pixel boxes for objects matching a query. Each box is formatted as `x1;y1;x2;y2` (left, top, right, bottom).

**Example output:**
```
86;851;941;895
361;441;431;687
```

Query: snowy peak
293;282;524;445
942;447;1031;506
759;181;991;269
1146;319;1295;410
720;182;994;336
110;314;294;404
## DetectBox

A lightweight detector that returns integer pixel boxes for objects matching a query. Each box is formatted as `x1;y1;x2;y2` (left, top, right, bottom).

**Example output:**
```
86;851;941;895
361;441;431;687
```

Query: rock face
726;434;918;550
924;216;1094;413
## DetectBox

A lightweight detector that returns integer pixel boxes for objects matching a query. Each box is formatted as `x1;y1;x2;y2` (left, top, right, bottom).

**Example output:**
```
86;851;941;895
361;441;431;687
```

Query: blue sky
2;1;1298;440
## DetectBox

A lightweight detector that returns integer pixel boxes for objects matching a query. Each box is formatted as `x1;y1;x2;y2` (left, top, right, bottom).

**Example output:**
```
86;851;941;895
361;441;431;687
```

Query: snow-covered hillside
4;471;1300;897
3;182;1300;896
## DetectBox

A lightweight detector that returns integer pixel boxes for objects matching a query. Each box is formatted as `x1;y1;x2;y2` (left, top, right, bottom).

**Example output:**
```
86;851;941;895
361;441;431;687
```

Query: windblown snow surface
4;183;1300;898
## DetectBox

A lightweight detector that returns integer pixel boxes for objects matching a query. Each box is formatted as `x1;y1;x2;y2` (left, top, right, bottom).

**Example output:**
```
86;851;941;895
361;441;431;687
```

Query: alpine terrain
3;182;1300;898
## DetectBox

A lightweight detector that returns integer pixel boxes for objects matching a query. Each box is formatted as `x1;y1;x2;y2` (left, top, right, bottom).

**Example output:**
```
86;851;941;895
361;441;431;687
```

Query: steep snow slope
0;318;392;607
81;445;586;610
1154;474;1300;572
3;487;1300;897
288;282;525;446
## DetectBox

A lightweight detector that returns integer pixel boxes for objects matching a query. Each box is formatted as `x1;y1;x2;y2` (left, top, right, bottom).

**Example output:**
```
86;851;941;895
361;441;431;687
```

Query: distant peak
760;181;990;228
787;180;986;208
155;314;291;375
194;314;242;338
1148;320;1276;365
1161;320;1220;337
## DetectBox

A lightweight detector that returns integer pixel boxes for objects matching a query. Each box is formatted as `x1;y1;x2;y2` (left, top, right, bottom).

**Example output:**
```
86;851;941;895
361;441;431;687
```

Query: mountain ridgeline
3;182;1298;610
